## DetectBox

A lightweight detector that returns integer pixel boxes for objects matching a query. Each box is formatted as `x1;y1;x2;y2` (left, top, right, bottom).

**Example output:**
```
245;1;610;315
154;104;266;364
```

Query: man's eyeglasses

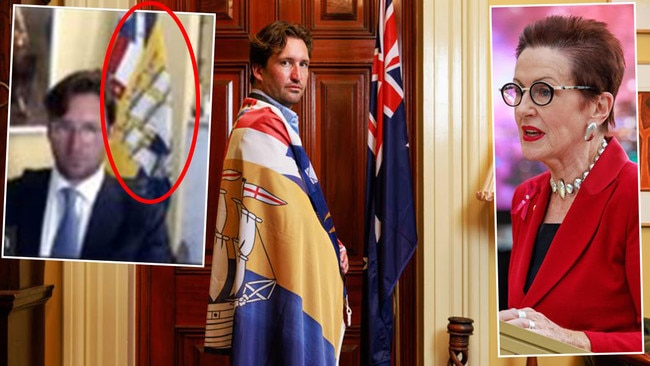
50;120;102;140
500;81;594;107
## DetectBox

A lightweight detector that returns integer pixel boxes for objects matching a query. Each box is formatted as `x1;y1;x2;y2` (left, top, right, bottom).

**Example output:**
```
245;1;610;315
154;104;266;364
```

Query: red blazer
508;137;642;353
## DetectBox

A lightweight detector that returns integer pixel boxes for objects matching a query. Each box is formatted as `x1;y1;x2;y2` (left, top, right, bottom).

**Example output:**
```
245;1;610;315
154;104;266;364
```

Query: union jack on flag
107;11;172;199
362;0;418;364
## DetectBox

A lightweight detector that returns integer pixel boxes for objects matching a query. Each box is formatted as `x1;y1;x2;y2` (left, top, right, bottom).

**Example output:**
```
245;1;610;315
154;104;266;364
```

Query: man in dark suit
4;69;172;263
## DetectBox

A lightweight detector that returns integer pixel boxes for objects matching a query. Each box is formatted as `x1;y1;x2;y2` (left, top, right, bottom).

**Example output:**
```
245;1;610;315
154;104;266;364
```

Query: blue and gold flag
107;11;172;199
205;97;346;365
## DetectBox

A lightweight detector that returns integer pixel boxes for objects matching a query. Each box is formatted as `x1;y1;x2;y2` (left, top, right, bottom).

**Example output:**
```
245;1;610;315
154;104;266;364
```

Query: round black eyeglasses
500;81;594;107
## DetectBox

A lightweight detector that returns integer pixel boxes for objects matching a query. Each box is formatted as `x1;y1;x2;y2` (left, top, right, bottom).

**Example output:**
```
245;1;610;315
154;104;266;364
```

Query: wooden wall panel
186;0;278;37
311;39;375;64
310;68;368;258
175;327;204;366
175;268;211;326
340;328;361;366
0;3;10;85
138;266;175;366
199;0;235;20
278;0;304;23
205;67;246;258
213;39;251;61
323;0;356;19
202;0;247;36
309;0;373;35
0;2;16;188
308;68;369;366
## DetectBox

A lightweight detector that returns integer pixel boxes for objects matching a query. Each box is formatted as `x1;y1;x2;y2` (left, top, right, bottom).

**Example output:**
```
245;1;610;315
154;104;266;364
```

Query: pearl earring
584;122;597;142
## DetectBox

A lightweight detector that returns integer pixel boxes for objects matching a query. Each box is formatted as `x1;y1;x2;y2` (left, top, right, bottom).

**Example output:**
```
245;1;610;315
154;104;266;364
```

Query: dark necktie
51;187;80;258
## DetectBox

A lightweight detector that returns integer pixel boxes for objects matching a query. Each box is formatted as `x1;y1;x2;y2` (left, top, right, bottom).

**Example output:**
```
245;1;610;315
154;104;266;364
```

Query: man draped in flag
362;0;418;364
107;11;172;200
205;21;350;365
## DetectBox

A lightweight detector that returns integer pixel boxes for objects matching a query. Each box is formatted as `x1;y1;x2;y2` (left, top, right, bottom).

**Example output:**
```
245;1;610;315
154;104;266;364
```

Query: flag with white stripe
362;0;418;364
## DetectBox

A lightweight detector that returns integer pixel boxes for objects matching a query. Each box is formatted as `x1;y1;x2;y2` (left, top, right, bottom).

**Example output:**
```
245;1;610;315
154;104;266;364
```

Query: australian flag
361;0;418;365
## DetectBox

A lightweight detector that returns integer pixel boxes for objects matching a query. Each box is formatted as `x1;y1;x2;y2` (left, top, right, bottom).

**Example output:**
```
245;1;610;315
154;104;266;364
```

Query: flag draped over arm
107;11;173;200
361;0;418;364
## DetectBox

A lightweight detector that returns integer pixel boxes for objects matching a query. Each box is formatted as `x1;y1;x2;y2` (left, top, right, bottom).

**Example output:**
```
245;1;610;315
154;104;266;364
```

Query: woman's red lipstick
521;125;544;142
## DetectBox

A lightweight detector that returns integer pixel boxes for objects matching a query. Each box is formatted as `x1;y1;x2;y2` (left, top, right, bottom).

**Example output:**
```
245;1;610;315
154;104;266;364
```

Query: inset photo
3;5;216;266
490;2;642;357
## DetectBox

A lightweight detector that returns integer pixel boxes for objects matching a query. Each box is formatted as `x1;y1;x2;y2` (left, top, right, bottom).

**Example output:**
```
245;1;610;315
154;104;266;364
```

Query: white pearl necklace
549;139;608;199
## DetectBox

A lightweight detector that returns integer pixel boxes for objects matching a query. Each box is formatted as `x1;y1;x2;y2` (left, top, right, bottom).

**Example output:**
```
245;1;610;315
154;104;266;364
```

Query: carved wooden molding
447;317;474;366
0;284;53;313
321;0;357;20
309;0;373;36
0;284;54;366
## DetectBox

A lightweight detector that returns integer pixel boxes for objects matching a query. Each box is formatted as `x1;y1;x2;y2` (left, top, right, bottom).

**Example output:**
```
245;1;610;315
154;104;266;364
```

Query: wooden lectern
499;320;588;356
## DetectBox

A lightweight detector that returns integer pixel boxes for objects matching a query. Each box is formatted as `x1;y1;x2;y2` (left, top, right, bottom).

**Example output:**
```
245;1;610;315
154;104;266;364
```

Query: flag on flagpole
361;0;418;364
107;11;172;200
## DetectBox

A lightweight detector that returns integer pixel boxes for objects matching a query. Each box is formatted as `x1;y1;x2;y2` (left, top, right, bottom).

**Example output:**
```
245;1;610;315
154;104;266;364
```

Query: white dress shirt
39;167;105;257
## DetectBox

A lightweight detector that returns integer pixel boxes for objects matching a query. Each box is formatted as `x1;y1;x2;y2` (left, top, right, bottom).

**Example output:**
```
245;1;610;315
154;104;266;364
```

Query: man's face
47;93;107;184
253;37;310;107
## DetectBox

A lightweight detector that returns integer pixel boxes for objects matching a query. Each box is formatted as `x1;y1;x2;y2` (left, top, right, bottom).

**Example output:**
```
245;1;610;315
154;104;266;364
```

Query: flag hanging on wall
362;0;418;364
107;11;172;199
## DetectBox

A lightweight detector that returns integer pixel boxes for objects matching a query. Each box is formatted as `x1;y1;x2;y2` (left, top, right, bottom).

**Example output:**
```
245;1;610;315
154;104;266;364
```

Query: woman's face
513;46;593;166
